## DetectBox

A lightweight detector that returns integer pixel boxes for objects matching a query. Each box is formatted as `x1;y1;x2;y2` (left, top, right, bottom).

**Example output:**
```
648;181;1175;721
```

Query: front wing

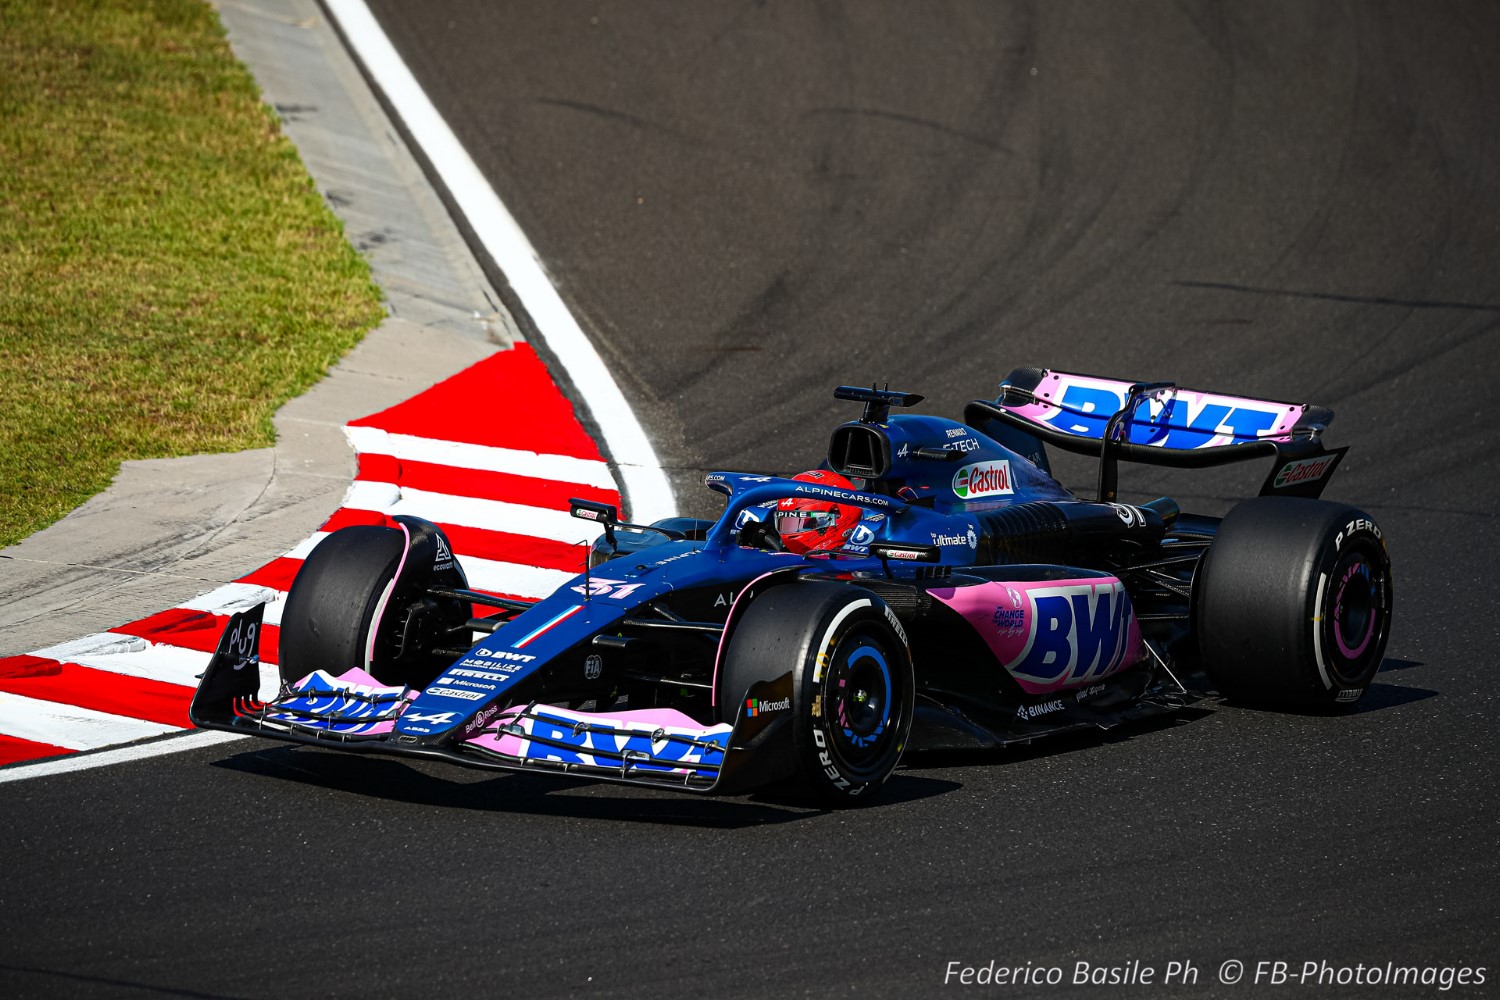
189;605;770;794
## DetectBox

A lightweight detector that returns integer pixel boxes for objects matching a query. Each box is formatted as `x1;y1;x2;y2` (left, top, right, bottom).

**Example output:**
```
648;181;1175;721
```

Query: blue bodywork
188;390;1219;794
391;410;1074;742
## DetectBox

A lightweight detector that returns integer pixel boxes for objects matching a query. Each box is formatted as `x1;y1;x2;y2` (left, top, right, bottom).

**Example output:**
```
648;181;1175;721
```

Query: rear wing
964;368;1346;501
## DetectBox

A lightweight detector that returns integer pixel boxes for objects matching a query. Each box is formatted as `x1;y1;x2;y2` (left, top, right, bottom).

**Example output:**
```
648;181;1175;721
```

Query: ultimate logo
745;696;791;717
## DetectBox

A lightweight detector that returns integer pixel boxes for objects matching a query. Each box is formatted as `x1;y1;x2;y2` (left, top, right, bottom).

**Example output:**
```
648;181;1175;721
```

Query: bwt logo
1046;383;1281;449
1010;581;1137;684
522;716;729;771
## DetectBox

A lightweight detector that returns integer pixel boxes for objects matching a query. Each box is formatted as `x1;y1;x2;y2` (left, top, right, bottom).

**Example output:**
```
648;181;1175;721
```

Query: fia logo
584;654;603;680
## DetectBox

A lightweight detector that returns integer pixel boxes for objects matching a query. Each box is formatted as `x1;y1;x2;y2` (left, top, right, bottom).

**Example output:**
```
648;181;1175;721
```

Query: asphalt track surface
3;3;1498;997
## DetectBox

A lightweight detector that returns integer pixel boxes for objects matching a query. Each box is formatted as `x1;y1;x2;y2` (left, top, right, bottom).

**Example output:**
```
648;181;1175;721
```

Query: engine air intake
829;423;890;479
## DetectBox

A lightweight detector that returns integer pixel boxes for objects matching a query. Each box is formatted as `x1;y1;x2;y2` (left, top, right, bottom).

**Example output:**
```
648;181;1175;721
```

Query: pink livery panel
930;576;1146;694
1005;371;1309;450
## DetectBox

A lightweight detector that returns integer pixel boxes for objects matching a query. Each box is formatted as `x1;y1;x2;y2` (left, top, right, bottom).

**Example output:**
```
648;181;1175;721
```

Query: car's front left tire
720;582;915;804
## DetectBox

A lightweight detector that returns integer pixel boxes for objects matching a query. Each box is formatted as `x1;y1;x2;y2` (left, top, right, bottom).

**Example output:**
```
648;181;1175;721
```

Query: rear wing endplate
965;368;1346;501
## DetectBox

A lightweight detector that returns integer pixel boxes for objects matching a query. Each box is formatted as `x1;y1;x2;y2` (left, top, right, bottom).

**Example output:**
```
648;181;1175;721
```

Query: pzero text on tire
720;582;915;804
1195;497;1393;709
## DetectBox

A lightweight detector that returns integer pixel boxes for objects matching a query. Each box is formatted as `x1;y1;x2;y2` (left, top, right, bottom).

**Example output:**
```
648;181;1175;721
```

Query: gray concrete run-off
0;0;522;656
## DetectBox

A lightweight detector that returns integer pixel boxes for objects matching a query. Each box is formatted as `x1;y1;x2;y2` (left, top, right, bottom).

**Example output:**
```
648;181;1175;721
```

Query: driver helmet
776;470;863;554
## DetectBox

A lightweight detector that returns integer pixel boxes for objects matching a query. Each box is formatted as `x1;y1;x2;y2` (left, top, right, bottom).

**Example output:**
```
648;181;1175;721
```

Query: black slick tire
720;582;914;805
1195;497;1393;709
278;525;407;687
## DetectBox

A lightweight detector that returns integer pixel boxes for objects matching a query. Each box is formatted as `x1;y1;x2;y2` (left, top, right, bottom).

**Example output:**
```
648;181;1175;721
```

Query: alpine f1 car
191;368;1393;804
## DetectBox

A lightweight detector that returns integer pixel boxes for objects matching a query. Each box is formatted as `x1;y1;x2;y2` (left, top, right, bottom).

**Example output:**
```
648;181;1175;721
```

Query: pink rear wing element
998;369;1327;452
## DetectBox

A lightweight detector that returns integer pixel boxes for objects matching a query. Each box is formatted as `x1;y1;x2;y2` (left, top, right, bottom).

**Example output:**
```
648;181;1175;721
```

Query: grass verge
0;0;384;548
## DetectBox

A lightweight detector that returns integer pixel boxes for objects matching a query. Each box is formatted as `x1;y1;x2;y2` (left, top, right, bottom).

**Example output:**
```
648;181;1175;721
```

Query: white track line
453;554;579;597
183;584;287;625
0;693;180;751
28;636;211;687
0;731;245;784
346;427;617;489
324;0;675;524
283;533;582;594
20;634;283;698
341;481;604;543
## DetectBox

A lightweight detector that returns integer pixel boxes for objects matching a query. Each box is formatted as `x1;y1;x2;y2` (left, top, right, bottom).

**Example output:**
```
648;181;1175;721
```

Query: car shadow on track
900;707;1217;775
898;664;1437;776
1216;680;1438;716
209;745;962;828
1207;658;1437;717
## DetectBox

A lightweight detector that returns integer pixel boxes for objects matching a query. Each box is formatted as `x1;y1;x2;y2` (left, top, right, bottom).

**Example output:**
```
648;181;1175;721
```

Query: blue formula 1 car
191;370;1394;804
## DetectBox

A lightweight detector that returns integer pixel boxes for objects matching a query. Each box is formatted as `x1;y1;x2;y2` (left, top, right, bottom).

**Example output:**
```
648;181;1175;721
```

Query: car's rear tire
1195;497;1393;709
720;582;915;805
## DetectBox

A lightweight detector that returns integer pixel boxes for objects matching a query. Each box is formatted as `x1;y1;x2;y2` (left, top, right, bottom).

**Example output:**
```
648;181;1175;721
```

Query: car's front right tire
278;520;469;690
278;525;407;687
